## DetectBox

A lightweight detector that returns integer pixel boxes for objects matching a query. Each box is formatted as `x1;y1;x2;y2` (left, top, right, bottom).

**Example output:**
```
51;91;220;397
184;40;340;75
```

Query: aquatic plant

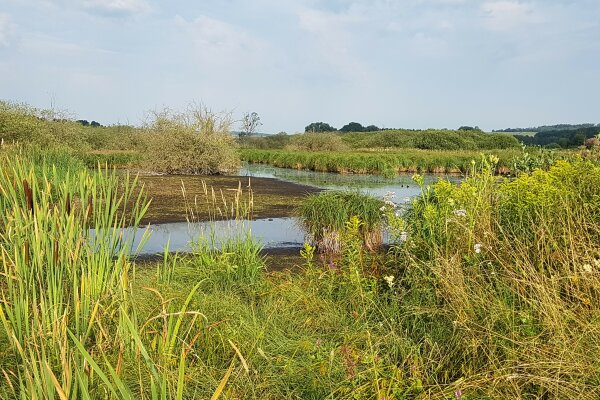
297;191;384;253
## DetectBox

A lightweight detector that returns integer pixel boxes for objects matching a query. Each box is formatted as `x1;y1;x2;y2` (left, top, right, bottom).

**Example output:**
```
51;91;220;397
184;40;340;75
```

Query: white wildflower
383;275;395;289
474;243;482;254
380;206;386;212
399;231;408;242
384;200;397;208
453;209;467;217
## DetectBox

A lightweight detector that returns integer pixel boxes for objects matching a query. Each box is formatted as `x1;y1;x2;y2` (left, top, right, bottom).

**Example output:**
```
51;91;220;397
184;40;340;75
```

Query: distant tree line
304;121;380;133
458;126;482;131
515;127;600;148
494;123;599;133
304;122;488;133
77;120;103;127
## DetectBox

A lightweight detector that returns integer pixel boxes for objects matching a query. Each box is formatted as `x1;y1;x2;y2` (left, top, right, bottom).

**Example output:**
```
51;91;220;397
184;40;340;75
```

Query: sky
0;0;599;133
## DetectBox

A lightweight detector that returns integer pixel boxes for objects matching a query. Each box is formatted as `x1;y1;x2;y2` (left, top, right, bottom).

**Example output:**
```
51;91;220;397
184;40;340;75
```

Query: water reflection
112;217;305;256
240;163;462;200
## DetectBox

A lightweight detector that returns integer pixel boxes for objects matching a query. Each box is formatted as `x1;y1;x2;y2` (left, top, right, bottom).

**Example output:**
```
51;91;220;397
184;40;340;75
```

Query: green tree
304;122;336;133
458;126;481;131
340;122;365;132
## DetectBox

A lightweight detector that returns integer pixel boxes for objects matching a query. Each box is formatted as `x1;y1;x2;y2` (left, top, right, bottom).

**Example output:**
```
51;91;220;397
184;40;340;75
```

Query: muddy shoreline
139;174;321;225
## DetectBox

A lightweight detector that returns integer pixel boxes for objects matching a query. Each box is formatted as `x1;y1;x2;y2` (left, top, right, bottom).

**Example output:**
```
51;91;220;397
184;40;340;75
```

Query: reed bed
240;148;520;177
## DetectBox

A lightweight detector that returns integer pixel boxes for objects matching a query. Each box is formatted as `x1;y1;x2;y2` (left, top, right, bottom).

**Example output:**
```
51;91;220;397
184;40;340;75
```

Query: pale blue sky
1;0;598;132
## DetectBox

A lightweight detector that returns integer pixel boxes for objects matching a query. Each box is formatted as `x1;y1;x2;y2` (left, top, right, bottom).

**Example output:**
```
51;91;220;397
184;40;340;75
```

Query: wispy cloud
82;0;152;16
481;1;543;31
174;15;265;66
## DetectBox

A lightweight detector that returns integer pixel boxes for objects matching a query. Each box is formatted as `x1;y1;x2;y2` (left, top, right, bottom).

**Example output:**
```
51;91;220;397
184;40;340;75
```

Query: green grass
241;148;522;176
81;150;144;168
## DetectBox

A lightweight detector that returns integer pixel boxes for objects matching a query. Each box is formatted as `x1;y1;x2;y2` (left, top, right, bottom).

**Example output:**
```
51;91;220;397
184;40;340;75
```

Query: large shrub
143;105;240;175
0;101;90;151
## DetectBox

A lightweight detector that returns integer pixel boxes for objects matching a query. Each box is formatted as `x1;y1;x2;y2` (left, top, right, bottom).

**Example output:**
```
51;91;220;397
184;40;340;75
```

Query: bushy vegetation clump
244;129;520;152
0;100;92;150
340;129;520;150
297;191;384;252
143;106;240;175
239;131;291;149
388;157;600;398
515;126;600;148
0;100;242;174
286;132;349;152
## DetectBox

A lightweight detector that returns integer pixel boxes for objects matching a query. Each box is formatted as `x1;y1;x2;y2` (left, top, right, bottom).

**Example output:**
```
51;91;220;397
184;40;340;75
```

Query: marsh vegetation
1;101;600;399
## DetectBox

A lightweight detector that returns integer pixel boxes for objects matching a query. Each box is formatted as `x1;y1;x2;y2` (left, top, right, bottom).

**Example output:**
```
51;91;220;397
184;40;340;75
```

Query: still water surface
123;165;462;255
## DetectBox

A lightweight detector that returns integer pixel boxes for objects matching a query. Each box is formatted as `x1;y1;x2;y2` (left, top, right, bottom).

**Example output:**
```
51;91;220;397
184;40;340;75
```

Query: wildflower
582;297;591;306
453;209;467;217
383;275;395;289
399;231;408;242
384;191;396;199
455;388;462;400
384;200;397;208
380;206;386;212
583;264;593;273
474;243;482;254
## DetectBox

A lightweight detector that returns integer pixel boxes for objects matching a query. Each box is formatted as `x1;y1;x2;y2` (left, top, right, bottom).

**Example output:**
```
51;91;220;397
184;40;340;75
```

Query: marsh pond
117;164;462;257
